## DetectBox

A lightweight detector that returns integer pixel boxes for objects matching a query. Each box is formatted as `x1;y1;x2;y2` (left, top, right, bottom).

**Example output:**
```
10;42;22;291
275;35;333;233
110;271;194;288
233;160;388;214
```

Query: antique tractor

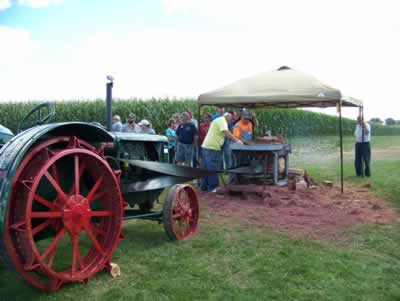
0;102;205;291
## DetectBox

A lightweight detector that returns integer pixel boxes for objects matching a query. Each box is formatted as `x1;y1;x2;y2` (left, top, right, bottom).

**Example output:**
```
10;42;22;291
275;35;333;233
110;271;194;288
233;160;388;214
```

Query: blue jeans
176;142;193;164
200;148;222;192
192;144;198;168
222;138;232;170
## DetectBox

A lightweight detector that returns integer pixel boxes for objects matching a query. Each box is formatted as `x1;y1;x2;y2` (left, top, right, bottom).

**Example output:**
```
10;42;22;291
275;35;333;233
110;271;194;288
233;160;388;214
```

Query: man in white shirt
354;115;371;177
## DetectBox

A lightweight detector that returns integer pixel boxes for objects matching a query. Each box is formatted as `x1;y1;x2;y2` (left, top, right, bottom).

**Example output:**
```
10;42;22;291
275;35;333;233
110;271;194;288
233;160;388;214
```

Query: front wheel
163;184;199;241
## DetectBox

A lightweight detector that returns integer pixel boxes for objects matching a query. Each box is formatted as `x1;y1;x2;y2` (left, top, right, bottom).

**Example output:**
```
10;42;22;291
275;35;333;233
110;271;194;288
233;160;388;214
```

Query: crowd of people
111;107;371;192
111;113;155;134
111;106;257;192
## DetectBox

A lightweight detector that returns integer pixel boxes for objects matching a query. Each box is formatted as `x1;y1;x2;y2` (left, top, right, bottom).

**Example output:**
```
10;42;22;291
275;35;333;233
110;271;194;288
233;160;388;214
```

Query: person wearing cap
175;112;198;166
172;113;182;127
121;113;141;133
233;111;254;144
138;119;156;134
187;110;198;128
111;115;122;132
201;112;243;192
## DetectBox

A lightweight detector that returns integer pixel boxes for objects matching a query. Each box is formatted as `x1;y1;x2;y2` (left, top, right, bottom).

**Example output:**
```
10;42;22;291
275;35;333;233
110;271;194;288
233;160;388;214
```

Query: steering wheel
17;102;56;133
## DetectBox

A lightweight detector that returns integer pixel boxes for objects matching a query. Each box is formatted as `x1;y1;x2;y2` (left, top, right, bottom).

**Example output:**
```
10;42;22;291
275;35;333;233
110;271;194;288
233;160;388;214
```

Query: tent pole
339;101;344;194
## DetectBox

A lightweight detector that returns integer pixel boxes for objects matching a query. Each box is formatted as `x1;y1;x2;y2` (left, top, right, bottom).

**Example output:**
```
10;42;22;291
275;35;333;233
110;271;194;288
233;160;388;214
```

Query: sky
0;0;400;120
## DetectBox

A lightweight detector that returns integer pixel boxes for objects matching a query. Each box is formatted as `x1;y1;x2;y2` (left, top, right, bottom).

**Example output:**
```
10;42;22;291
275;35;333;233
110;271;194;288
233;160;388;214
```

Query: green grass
1;136;399;300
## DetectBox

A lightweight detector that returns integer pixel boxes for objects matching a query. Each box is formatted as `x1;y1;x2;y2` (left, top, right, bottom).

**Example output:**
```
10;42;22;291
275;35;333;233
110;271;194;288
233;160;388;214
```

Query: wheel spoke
172;211;183;219
47;249;56;268
84;224;105;256
40;227;66;260
50;161;60;184
89;223;106;236
178;223;184;238
32;219;53;236
68;160;87;195
74;155;80;195
89;191;107;203
86;176;104;203
33;194;53;209
186;216;191;227
88;211;113;217
31;211;63;218
70;234;83;275
175;192;185;210
44;171;68;203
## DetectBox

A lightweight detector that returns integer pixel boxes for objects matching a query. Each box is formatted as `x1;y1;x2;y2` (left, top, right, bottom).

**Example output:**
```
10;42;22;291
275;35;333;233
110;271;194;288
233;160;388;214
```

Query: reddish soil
199;184;398;243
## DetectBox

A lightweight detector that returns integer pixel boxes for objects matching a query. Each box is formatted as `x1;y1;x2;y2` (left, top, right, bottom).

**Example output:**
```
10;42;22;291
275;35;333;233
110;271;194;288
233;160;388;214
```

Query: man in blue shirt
212;106;225;121
175;112;198;166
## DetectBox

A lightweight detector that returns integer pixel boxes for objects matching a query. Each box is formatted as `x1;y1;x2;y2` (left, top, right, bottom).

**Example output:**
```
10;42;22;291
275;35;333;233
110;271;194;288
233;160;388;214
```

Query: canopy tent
197;66;363;193
198;66;362;108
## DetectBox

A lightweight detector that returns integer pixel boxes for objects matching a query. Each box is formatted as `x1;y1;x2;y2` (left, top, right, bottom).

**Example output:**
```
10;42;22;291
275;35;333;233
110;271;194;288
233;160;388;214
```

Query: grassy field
0;136;399;300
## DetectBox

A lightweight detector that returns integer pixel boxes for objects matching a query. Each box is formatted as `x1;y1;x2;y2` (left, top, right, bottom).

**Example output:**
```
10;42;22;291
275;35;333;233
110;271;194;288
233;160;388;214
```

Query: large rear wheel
3;136;123;291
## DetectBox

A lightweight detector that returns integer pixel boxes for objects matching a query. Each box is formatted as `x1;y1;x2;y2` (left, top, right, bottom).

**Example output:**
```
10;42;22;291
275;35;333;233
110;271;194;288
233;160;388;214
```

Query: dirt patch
199;185;398;243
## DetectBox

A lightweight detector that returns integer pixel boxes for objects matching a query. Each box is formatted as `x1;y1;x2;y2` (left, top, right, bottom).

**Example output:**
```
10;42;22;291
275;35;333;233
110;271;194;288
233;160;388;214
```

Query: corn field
0;99;398;137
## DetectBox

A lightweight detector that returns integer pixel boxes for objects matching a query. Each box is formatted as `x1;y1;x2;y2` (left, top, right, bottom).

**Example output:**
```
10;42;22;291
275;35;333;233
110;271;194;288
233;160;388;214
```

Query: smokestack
106;75;114;131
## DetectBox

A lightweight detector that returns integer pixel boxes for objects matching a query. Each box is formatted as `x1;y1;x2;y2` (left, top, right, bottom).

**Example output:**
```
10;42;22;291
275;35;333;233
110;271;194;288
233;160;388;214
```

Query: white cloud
0;0;11;10
1;0;400;121
17;0;63;8
0;26;39;67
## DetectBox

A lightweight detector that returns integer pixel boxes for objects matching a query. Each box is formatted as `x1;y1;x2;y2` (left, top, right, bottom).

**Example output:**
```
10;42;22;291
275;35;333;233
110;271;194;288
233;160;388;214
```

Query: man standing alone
355;115;371;177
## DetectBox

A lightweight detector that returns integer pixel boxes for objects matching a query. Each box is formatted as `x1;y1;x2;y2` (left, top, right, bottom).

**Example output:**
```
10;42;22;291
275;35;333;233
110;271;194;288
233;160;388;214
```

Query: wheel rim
4;136;123;290
166;185;199;240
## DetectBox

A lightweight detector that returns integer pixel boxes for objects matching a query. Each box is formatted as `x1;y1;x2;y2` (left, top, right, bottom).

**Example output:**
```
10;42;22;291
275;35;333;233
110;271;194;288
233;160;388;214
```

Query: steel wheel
3;136;123;291
163;184;199;241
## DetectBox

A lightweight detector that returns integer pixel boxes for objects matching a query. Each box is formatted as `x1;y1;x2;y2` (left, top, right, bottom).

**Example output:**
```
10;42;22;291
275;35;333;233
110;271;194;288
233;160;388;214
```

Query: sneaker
210;188;217;193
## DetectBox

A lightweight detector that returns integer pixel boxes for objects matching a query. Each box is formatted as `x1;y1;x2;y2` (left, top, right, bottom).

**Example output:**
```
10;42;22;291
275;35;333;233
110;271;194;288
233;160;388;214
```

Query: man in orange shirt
233;111;253;144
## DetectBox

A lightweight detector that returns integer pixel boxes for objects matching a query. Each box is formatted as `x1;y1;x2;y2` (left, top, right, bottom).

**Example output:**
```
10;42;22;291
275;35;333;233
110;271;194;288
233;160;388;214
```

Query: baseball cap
181;112;190;119
128;113;136;119
241;110;252;120
138;119;150;127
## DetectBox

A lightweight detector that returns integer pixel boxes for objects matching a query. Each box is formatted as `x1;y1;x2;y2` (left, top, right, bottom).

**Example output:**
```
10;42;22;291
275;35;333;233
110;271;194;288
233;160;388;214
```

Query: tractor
0;101;206;291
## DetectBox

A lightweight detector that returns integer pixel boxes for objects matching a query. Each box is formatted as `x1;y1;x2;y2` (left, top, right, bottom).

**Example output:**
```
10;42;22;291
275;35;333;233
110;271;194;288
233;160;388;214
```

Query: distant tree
385;118;396;125
396;120;400;125
369;118;383;124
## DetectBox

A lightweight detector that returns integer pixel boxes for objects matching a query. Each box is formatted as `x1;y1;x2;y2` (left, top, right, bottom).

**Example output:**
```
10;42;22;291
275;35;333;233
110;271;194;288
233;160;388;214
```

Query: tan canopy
198;66;363;108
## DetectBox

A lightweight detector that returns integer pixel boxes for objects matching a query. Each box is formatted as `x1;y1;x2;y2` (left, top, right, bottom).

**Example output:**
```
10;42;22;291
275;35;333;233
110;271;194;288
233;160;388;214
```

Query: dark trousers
168;147;175;164
355;142;371;177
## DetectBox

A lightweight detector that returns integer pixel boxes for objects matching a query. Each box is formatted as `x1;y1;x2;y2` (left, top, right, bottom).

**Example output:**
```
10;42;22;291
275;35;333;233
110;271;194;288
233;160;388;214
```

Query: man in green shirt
201;113;242;192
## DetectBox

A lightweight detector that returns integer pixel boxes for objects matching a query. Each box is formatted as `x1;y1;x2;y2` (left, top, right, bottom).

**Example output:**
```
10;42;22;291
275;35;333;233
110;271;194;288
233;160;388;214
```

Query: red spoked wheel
163;184;199;241
3;136;123;291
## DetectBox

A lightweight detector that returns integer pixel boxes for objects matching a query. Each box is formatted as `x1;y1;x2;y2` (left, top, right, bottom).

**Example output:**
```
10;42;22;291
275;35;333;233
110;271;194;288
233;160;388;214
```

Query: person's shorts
176;142;194;163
